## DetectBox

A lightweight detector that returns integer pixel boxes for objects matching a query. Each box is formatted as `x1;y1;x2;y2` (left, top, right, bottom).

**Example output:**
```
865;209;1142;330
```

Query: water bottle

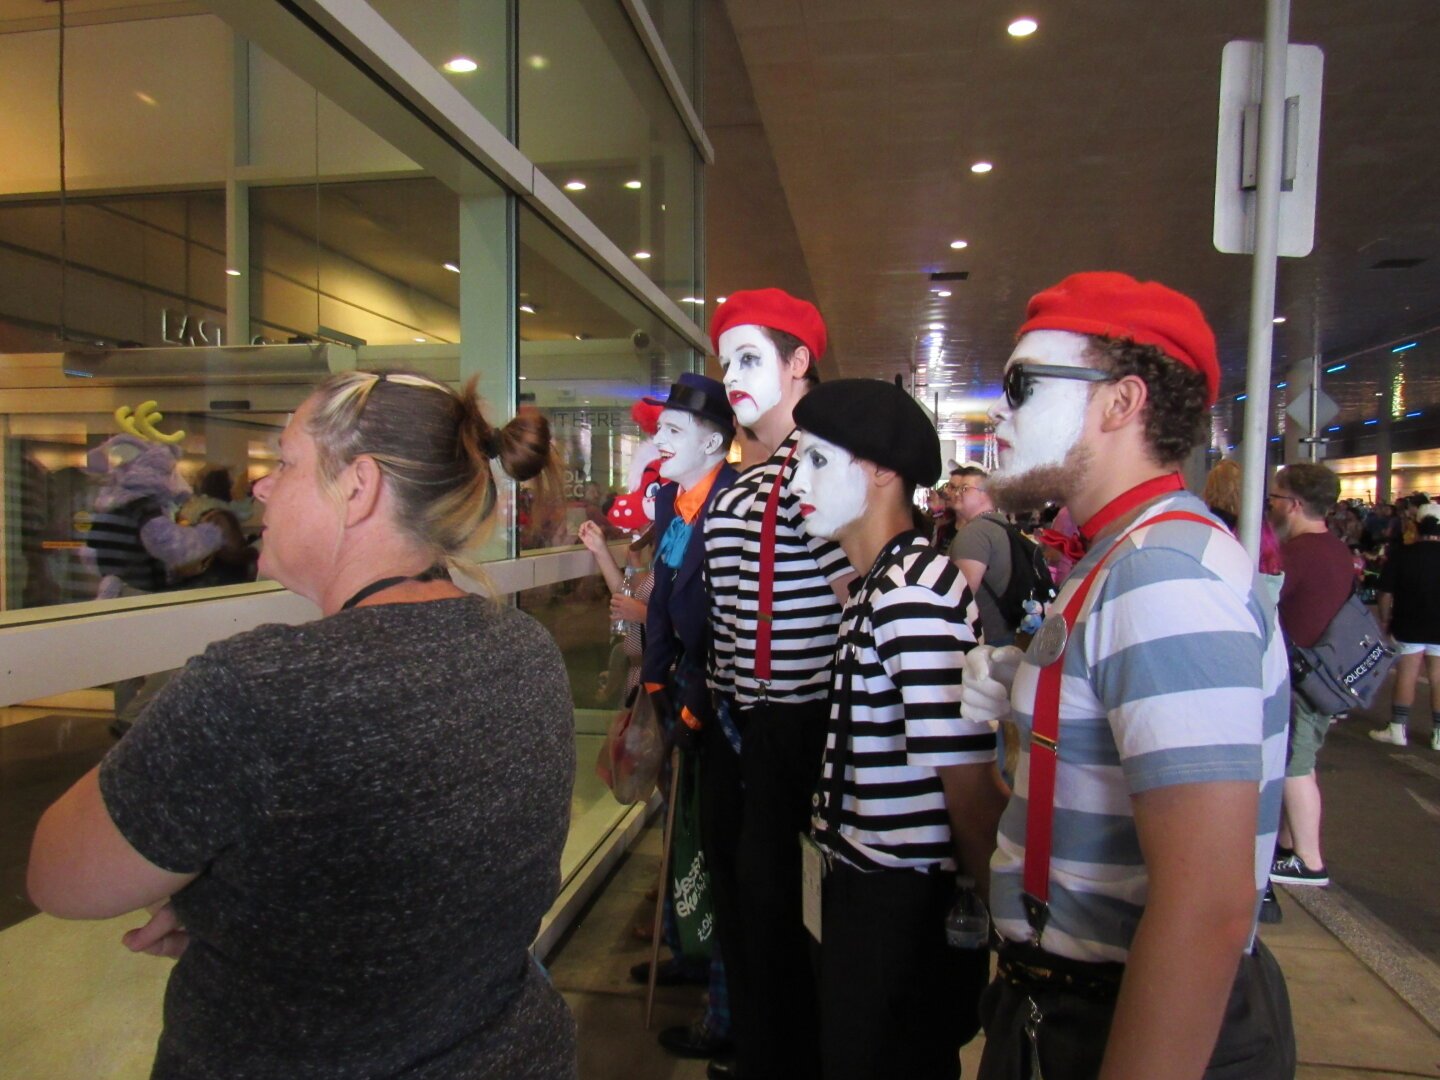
945;876;991;950
612;566;637;637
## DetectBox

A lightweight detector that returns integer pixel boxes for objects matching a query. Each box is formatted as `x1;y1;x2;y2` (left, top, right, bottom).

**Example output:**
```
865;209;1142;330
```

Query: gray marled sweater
100;596;577;1079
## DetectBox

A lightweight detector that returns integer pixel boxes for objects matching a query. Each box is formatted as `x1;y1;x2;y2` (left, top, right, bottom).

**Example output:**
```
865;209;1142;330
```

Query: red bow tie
1037;527;1086;563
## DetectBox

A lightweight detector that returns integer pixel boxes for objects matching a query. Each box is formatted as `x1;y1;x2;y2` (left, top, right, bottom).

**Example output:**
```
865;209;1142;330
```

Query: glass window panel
519;0;698;308
364;0;513;138
638;0;697;98
517;205;696;552
249;179;461;348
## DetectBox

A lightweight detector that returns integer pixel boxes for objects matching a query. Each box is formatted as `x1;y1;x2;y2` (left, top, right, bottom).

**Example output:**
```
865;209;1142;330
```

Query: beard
990;442;1093;514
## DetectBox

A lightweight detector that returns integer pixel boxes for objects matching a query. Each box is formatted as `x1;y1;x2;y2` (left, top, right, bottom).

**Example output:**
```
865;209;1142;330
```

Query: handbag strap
754;443;798;694
1022;509;1223;940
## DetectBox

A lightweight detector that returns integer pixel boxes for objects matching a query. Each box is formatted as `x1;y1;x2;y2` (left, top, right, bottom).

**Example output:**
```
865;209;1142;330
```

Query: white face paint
718;324;784;427
987;330;1094;481
791;432;868;540
653;408;722;489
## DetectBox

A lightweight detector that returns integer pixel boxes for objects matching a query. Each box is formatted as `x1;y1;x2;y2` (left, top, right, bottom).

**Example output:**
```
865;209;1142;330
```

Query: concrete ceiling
713;0;1440;434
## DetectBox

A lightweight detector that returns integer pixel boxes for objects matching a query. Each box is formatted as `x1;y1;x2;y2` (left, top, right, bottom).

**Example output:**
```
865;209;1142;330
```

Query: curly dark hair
1085;337;1209;466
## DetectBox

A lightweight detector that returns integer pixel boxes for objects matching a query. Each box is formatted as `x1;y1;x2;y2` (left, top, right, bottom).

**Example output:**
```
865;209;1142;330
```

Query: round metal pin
1029;613;1069;668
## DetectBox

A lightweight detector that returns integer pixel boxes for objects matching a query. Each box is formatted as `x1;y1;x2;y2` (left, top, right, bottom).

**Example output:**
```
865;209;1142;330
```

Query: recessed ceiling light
624;180;643;190
443;262;460;273
414;336;427;343
442;57;478;73
1273;315;1286;324
225;268;241;277
527;55;549;70
135;91;157;106
1007;17;1038;37
680;296;703;304
518;375;528;381
929;323;945;331
949;239;969;250
519;303;536;314
716;296;727;303
633;251;651;260
970;161;993;174
935;290;952;298
564;180;586;192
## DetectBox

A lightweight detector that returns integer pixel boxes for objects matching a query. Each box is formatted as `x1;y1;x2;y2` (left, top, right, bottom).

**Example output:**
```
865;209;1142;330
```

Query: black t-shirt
100;597;578;1079
1379;541;1440;645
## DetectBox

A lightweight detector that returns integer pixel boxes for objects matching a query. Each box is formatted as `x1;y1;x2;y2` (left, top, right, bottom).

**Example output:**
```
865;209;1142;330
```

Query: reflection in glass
517;205;696;552
250;179;461;348
520;0;698;307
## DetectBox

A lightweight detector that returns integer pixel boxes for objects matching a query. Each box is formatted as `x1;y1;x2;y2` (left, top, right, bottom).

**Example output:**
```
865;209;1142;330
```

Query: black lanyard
340;567;444;612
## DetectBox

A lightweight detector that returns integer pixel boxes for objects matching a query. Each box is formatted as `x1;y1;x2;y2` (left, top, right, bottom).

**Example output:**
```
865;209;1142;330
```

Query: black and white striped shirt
704;431;852;705
813;533;995;872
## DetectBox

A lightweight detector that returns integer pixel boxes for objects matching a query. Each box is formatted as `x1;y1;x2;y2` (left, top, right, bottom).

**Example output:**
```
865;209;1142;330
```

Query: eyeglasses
1267;492;1297;504
1002;363;1116;408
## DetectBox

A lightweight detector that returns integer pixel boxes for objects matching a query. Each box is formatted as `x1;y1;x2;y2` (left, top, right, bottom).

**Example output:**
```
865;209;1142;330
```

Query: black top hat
648;372;734;431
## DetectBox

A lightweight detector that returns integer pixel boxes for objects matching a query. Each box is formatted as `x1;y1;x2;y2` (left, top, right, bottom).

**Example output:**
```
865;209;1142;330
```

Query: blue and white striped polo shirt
990;492;1289;963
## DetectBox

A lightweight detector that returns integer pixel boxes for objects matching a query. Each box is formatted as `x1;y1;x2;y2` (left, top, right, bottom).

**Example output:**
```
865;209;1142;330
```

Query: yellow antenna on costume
114;401;185;444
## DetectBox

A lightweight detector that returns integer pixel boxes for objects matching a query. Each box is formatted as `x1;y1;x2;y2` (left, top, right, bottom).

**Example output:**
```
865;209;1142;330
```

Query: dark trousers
976;939;1296;1080
699;715;746;1051
819;861;989;1080
704;697;828;1080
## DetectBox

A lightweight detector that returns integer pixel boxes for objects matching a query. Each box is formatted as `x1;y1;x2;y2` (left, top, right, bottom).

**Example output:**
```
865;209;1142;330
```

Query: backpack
980;518;1058;634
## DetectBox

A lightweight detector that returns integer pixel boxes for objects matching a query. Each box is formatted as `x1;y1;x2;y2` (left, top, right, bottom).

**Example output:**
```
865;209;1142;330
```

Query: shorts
1395;640;1440;657
1286;692;1332;778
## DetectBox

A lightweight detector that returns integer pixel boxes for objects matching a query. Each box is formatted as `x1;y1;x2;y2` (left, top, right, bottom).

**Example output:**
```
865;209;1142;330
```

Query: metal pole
1307;353;1320;462
1237;0;1291;560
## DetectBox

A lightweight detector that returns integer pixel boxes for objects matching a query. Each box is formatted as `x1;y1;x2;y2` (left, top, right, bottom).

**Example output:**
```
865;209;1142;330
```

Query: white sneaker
1370;724;1409;746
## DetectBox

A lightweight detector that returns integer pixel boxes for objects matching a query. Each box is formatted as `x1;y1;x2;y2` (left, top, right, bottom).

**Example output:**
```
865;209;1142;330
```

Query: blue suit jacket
642;461;739;723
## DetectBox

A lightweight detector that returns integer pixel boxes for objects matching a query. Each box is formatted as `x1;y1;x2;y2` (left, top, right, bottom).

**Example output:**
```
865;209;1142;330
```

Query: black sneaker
1270;852;1328;887
1257;883;1283;924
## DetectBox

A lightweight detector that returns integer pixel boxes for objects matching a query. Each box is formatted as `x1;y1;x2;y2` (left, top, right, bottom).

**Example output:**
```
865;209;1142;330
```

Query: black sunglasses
1002;363;1116;408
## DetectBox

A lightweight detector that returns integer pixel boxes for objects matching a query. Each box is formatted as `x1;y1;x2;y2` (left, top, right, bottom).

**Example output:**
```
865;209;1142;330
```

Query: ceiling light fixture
935;290;952;298
442;57;478;73
518;375;528;381
680;296;703;304
716;296;727;304
949;239;969;250
1272;315;1286;324
928;323;944;331
414;336;427;343
624;180;643;190
225;268;241;277
1008;17;1038;37
135;91;157;106
1393;342;1418;353
443;262;460;273
633;251;651;260
564;180;586;192
970;161;993;174
519;304;536;314
527;55;549;70
1326;363;1348;373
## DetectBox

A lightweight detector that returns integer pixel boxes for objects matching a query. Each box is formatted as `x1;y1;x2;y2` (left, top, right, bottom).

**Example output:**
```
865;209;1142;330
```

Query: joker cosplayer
962;272;1295;1080
791;379;1004;1080
703;288;853;1080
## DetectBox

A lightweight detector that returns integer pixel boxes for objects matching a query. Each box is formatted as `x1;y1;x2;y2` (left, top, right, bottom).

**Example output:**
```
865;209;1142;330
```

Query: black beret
793;379;941;488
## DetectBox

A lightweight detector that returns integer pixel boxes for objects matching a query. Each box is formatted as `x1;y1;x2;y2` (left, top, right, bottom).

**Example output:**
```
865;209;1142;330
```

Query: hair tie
481;428;503;460
374;371;388;383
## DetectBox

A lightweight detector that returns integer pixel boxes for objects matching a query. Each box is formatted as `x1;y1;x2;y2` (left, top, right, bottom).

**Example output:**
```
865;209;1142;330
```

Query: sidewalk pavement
548;825;1440;1080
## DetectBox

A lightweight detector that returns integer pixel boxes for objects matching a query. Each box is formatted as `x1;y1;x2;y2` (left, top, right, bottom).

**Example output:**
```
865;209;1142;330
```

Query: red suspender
1021;510;1224;940
753;444;798;694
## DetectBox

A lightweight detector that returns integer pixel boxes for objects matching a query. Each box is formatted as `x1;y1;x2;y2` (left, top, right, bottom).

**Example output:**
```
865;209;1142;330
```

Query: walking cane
645;745;683;1030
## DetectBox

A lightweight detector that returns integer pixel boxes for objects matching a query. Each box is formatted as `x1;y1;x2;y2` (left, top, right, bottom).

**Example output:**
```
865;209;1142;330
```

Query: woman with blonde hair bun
30;369;578;1079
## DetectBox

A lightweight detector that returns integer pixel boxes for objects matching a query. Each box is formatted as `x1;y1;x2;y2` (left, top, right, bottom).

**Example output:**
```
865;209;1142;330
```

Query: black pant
699;714;746;1051
976;939;1296;1080
819;861;989;1080
704;697;828;1080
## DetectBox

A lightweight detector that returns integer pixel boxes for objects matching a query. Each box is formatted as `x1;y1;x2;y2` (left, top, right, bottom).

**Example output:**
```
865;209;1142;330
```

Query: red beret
709;287;827;362
1017;271;1220;406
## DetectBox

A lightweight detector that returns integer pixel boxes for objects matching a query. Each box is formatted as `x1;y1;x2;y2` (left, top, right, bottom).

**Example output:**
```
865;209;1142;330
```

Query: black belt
995;940;1125;1002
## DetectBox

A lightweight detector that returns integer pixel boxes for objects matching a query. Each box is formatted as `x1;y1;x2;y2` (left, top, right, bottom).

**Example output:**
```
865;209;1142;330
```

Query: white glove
960;645;1025;726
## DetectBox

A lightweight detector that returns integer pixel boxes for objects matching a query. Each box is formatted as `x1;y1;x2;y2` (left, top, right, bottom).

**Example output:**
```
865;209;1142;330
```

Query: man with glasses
1266;463;1352;888
949;466;1025;647
962;272;1294;1079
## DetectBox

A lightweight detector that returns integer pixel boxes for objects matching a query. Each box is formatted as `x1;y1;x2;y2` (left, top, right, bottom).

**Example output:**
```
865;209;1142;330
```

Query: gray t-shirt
948;512;1015;647
100;597;577;1079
